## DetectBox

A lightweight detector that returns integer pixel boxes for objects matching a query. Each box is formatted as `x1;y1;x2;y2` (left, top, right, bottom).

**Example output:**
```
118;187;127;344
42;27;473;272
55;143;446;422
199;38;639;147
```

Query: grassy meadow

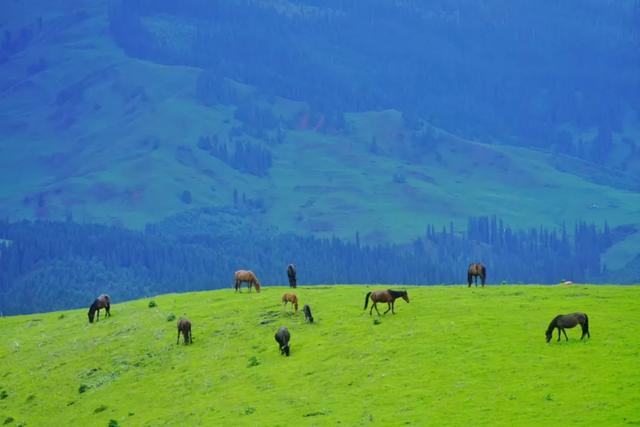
1;285;639;426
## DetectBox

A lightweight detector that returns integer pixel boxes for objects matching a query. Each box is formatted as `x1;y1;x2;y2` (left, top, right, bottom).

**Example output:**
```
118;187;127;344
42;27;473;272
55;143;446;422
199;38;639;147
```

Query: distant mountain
1;0;639;274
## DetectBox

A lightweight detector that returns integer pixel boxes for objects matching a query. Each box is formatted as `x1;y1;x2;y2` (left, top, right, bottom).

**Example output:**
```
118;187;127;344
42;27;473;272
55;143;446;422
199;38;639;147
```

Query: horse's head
545;329;553;343
255;281;261;293
402;292;410;303
88;308;95;323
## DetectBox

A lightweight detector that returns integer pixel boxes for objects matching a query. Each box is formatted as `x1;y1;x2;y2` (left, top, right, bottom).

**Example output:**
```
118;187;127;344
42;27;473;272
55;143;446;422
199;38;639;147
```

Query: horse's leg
384;302;391;315
96;309;100;322
557;328;561;342
177;329;181;345
369;301;374;315
562;329;569;341
374;302;381;316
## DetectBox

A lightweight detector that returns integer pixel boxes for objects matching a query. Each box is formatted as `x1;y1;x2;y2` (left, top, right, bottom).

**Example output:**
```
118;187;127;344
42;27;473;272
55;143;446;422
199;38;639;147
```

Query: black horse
275;326;291;356
467;263;486;287
545;312;590;343
287;264;297;288
363;289;409;315
88;294;111;323
177;317;192;345
303;304;314;323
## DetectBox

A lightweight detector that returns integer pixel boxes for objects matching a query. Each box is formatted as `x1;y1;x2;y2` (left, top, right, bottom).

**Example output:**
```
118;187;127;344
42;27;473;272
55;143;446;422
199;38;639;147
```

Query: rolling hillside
1;285;639;426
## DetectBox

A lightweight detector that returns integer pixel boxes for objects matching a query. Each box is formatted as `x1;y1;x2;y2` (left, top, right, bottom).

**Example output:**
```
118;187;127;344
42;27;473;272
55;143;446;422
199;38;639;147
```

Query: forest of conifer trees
0;214;629;315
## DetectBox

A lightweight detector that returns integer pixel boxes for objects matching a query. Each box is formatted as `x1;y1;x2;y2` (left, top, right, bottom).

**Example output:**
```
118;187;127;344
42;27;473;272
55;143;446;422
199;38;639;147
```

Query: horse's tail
584;313;589;334
364;291;371;310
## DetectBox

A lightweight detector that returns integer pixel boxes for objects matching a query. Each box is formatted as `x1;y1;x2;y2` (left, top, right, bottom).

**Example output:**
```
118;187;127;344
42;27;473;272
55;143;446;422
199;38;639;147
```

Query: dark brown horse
88;294;111;323
282;293;299;312
177;317;192;345
274;326;291;356
303;304;314;323
234;270;261;293
287;264;297;288
363;289;409;315
468;263;486;287
546;312;590;343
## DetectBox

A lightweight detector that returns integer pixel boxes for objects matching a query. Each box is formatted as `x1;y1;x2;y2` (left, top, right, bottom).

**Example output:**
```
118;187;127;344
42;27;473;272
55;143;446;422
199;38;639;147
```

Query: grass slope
1;285;639;426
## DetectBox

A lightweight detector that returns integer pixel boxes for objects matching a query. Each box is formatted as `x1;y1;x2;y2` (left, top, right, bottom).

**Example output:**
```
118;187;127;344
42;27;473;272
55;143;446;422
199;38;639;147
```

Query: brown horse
287;264;297;288
545;312;590;343
467;263;486;287
363;289;409;315
282;293;299;312
177;317;192;345
88;294;111;323
234;270;261;293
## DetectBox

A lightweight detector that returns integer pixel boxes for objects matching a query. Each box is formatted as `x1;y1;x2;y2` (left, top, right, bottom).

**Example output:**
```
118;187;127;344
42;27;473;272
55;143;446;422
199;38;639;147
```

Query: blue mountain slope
0;0;638;259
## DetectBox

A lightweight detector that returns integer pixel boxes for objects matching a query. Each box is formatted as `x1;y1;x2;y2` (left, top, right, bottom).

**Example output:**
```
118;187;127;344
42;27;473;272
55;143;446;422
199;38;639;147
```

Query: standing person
287;264;297;288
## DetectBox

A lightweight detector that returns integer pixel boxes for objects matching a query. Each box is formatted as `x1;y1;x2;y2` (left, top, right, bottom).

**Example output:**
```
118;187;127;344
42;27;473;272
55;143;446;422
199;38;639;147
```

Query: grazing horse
282;293;299;312
274;326;291;356
234;270;261;293
287;264;297;288
177;317;192;345
88;294;111;323
363;289;409;315
545;312;590;343
467;263;487;287
302;304;314;323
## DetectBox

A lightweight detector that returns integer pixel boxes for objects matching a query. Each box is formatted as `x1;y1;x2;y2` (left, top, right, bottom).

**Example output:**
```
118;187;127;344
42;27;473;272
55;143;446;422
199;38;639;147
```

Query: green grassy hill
1;285;639;426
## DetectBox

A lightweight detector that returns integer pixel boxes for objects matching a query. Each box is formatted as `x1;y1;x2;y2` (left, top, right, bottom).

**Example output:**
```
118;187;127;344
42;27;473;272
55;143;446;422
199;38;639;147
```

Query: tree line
0;214;628;315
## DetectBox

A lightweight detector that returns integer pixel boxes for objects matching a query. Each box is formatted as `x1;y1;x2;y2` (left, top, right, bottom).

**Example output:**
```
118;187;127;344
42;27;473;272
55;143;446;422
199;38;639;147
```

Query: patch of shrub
58;314;65;319
247;356;260;367
94;405;108;413
3;416;14;425
180;190;192;204
108;420;119;427
148;300;157;308
166;313;176;322
392;172;406;183
373;318;382;325
0;390;8;399
78;384;88;394
244;406;256;415
26;394;35;402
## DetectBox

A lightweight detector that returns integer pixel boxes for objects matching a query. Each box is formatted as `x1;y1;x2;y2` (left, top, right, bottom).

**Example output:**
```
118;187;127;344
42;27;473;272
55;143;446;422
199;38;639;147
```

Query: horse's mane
387;289;407;298
546;315;561;333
